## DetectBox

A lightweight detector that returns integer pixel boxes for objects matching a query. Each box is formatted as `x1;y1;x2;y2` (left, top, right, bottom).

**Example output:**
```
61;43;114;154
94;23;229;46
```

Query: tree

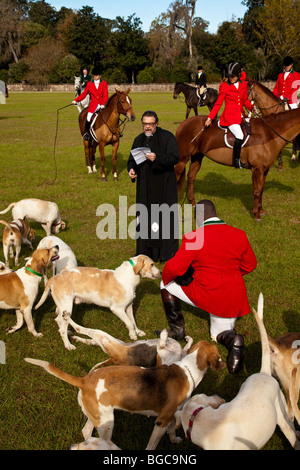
256;0;300;60
23;37;65;86
0;0;24;63
110;15;149;83
60;6;112;68
168;0;197;60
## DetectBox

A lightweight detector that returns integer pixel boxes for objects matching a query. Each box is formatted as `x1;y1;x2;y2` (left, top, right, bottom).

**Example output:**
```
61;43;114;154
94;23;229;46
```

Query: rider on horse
80;66;92;88
273;56;300;110
205;62;256;169
73;65;108;141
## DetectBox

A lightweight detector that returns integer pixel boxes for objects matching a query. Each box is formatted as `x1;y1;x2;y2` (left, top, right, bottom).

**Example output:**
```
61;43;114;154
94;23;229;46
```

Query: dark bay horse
173;82;218;119
175;108;300;221
78;88;135;180
248;78;300;164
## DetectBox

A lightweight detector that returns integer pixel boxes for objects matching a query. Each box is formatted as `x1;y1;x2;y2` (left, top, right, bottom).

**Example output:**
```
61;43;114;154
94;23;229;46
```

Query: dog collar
186;407;203;440
25;266;43;277
129;259;135;267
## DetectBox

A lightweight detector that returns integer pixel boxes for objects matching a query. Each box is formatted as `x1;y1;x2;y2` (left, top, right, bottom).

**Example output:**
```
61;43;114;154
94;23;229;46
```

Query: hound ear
133;256;145;275
126;87;131;94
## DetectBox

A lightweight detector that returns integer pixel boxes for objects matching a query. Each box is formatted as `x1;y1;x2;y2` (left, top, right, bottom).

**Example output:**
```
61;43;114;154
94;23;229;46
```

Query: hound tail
0;220;14;235
24;358;84;388
34;282;52;309
252;292;272;375
0;203;16;215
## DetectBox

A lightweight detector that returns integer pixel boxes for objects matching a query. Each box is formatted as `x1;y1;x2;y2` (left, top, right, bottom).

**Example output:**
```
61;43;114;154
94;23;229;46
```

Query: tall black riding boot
233;138;247;168
159;288;186;341
216;329;244;374
83;120;91;141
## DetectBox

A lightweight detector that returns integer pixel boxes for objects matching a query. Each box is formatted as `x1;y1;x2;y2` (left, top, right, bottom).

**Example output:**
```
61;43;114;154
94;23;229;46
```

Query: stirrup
238;159;247;169
83;132;90;141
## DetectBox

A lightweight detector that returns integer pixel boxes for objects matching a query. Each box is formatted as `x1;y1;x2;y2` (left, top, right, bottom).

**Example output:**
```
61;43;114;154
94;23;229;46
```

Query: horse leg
91;142;97;172
84;141;93;174
277;151;283;171
98;142;107;182
187;154;204;206
111;140;120;181
251;166;267;221
193;107;198;117
186;107;191;119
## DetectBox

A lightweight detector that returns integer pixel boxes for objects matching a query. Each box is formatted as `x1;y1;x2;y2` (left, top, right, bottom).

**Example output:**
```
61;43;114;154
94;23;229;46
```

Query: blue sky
48;0;247;33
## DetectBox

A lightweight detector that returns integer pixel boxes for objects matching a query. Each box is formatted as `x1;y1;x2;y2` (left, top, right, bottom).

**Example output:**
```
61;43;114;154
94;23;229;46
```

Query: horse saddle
196;86;207;106
218;119;251;149
89;109;103;143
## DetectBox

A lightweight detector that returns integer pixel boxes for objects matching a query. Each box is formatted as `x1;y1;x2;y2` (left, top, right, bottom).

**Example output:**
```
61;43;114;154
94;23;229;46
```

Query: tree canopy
1;0;299;85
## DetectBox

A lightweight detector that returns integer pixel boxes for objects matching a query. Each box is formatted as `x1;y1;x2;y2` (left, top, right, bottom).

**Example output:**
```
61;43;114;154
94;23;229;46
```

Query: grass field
0;90;299;451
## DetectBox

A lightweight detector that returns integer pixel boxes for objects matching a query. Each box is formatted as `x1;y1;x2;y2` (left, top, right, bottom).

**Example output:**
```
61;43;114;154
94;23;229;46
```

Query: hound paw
137;330;146;337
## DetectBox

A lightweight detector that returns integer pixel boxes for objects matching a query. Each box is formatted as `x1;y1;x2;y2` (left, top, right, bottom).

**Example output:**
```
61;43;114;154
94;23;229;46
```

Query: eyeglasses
142;121;156;126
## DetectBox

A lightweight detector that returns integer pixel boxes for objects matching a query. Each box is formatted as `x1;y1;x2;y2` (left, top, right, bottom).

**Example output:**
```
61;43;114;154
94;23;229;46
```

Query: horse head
115;88;135;122
173;82;180;99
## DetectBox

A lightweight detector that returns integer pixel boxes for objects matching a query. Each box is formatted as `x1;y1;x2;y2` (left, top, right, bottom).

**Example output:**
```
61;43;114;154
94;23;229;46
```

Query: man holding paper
127;110;179;263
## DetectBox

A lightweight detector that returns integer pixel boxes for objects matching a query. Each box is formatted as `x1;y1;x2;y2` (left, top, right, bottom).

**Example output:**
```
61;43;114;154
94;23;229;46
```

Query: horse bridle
248;81;295;143
102;93;133;137
248;81;286;114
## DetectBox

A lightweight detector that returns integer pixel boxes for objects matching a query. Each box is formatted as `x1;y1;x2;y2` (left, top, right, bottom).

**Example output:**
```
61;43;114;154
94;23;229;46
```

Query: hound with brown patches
0;199;66;236
25;340;225;450
268;332;300;425
37;235;78;282
0;219;35;267
177;294;300;450
69;437;121;450
0;246;59;337
0;261;13;275
67;316;193;368
35;255;161;350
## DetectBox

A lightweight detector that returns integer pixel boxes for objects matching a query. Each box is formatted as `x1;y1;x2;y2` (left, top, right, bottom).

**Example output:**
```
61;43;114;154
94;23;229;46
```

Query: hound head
130;255;161;280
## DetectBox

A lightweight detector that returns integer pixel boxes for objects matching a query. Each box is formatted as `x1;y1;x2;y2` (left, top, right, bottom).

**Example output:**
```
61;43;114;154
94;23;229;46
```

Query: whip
38;103;75;186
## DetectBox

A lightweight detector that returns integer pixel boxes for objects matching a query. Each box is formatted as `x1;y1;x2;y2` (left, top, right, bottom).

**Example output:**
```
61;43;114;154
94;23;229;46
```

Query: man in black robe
127;111;179;263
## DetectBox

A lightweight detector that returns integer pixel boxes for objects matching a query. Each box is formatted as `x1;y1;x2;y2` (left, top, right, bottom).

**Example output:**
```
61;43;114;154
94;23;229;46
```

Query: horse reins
100;95;133;138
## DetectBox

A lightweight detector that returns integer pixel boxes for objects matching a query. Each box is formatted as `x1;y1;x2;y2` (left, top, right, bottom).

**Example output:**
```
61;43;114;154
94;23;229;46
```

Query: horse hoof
260;210;267;217
114;176;119;181
101;177;107;182
254;217;262;222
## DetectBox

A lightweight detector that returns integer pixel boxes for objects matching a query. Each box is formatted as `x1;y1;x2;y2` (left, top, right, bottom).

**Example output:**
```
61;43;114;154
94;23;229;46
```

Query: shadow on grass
187;171;294;217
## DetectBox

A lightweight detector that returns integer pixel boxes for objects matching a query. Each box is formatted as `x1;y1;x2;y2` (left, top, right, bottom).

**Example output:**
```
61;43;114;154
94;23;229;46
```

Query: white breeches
87;104;101;122
161;281;237;341
228;124;243;139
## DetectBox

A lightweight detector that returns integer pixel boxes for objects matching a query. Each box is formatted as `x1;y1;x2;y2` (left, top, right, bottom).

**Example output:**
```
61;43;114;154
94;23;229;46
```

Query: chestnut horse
175;107;300;221
78;88;135;180
247;78;300;164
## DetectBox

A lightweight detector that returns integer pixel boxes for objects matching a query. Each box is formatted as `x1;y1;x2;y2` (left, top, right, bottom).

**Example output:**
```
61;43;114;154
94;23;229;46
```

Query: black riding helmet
228;62;242;78
283;56;293;66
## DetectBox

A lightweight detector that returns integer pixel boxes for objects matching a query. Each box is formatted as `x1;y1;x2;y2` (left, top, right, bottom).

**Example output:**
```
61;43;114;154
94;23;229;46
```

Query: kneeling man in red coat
160;199;257;374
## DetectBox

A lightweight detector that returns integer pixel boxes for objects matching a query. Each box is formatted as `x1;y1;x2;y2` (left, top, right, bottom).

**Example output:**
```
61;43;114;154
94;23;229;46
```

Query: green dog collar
129;259;135;267
25;266;43;277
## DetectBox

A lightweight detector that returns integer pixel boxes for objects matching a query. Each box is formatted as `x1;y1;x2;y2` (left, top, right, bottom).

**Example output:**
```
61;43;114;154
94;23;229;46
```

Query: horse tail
0;203;16;215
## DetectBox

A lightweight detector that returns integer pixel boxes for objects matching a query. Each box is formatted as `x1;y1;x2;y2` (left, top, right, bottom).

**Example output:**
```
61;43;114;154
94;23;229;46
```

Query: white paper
130;147;151;164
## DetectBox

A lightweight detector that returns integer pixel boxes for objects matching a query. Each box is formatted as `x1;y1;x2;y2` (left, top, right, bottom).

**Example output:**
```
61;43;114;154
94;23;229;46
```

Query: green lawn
0;91;299;450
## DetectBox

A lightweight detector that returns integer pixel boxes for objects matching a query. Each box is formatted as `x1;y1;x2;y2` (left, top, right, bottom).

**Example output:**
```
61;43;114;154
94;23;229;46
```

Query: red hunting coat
162;220;257;318
208;79;253;126
273;70;300;105
75;80;108;113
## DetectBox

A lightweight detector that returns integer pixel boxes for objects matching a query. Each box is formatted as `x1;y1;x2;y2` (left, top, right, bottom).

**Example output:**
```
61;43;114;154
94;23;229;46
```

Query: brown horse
175;107;300;221
79;88;135;181
247;78;300;164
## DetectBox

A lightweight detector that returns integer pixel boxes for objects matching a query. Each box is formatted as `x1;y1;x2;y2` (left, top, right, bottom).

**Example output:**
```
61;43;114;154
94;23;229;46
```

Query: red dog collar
186;407;203;440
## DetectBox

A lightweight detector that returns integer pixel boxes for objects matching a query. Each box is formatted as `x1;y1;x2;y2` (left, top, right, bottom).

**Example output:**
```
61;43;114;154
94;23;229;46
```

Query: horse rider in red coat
205;62;256;169
159;199;257;374
273;56;300;110
73;65;109;140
